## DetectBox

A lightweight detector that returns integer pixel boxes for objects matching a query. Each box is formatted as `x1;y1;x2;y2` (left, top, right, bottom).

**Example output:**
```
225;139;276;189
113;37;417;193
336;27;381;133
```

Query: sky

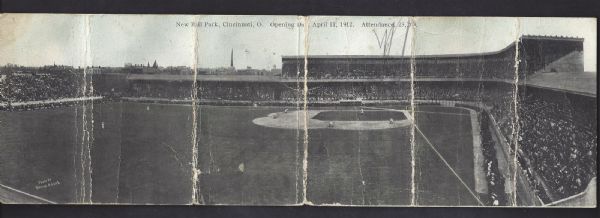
0;14;596;72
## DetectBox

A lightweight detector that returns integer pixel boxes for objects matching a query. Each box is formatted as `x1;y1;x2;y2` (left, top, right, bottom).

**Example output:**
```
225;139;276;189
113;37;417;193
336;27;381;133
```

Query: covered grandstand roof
524;72;596;96
521;35;584;42
282;35;583;60
282;41;515;60
281;50;511;60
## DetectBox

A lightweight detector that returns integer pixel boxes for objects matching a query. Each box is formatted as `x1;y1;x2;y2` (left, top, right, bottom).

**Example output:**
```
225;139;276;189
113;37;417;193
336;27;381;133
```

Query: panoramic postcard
0;15;596;207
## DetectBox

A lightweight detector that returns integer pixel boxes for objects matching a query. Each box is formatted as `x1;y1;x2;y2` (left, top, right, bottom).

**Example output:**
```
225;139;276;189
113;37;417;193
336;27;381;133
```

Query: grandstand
281;35;583;79
0;35;596;206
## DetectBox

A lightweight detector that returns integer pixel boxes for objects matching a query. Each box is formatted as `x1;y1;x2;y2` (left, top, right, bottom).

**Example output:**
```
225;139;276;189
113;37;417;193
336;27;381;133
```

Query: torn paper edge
191;15;202;205
510;18;522;207
301;15;312;205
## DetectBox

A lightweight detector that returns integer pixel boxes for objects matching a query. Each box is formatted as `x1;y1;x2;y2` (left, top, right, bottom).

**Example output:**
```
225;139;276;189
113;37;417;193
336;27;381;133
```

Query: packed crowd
128;81;192;99
283;58;517;80
415;85;485;101
197;82;283;101
283;69;516;80
207;82;487;102
297;68;407;79
3;70;596;203
516;93;596;201
488;87;597;202
127;81;493;103
306;83;411;101
0;72;92;103
126;81;541;107
488;86;518;147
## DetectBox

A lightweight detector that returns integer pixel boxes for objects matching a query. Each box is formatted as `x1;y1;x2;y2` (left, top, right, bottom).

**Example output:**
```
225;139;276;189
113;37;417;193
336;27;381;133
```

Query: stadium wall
545;177;596;207
486;110;543;206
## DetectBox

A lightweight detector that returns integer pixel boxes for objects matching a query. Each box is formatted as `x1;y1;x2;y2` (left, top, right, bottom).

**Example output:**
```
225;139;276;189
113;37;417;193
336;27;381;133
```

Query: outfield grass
0;103;478;205
307;106;479;206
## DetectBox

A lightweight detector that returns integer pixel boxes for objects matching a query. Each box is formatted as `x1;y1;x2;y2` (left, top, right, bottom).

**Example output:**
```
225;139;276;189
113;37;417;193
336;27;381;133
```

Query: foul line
365;106;485;206
413;124;485;206
0;183;56;204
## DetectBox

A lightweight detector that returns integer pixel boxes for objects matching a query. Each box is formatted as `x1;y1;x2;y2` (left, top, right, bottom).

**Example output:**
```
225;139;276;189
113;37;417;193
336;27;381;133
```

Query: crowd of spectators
296;68;406;79
283;57;518;80
3;66;596;204
516;93;596;201
488;86;518;145
1;69;93;104
306;83;410;101
196;82;486;102
415;85;485;101
487;86;597;203
197;82;284;101
128;80;192;99
127;81;494;103
283;69;516;80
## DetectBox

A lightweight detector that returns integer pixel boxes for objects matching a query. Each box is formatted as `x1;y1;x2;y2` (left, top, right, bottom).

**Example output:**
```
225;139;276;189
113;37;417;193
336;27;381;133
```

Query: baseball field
0;102;481;205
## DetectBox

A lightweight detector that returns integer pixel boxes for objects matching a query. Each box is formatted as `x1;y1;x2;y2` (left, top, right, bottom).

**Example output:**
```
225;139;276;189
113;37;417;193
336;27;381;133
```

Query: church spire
152;60;158;68
230;49;234;68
